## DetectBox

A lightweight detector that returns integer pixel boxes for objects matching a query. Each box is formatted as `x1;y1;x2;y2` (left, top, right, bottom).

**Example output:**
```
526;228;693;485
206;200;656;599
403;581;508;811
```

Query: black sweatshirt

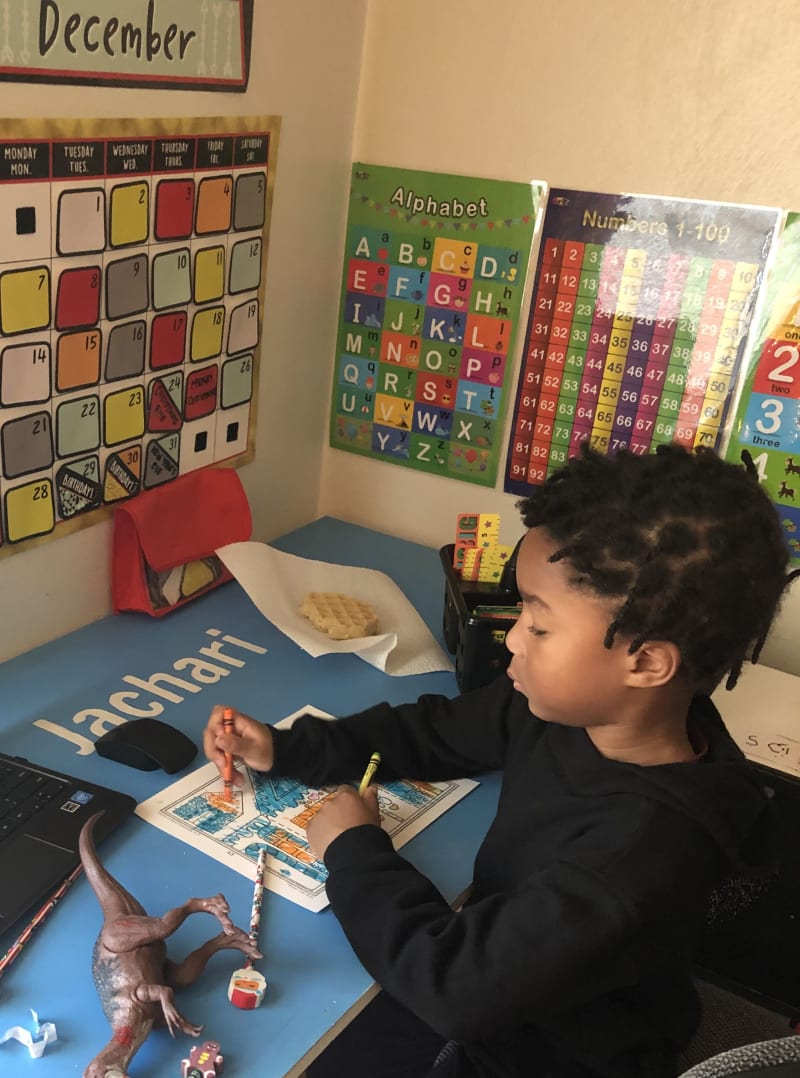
269;677;776;1078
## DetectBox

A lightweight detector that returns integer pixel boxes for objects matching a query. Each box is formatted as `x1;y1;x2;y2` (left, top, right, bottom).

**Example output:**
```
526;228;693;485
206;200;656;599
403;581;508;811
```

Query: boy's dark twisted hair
517;443;795;690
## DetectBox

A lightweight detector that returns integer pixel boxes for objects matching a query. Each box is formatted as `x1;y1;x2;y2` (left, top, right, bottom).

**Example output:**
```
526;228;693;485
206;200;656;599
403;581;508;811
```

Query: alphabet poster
725;211;800;564
329;163;543;486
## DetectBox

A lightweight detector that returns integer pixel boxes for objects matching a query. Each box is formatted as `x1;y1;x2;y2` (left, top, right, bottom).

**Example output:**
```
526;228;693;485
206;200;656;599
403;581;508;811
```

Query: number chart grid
504;189;780;496
0;116;278;552
726;211;800;565
329;163;542;487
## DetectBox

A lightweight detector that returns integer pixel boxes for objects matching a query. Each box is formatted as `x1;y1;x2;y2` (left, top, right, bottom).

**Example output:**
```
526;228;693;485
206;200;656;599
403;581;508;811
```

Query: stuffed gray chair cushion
679;1038;800;1077
678;979;794;1070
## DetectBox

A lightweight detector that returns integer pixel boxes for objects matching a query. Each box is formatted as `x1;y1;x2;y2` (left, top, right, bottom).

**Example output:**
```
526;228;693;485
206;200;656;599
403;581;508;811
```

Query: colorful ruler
503;189;780;495
725;211;800;564
330;164;543;486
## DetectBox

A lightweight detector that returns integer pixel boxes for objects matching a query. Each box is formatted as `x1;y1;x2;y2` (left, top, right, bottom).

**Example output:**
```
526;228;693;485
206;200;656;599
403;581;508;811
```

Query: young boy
204;444;794;1078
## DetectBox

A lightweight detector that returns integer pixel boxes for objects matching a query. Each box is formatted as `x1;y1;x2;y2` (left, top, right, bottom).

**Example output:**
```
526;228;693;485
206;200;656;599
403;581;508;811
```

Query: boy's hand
306;785;381;861
203;704;274;783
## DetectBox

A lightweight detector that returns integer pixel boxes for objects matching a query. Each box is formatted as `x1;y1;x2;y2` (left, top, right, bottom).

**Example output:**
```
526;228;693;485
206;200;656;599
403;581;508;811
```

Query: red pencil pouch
112;468;252;617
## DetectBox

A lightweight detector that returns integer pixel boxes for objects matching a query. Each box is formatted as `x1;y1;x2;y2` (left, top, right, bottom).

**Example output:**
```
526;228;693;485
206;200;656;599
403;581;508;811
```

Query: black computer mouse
94;718;198;774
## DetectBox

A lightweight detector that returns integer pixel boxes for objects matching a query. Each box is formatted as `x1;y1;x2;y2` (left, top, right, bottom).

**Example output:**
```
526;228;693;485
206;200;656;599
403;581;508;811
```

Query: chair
678;763;800;1075
677;979;800;1077
678;1038;800;1076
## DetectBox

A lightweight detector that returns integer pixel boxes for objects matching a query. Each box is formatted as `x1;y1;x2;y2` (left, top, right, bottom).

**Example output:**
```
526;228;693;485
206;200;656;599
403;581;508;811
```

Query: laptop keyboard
0;760;68;842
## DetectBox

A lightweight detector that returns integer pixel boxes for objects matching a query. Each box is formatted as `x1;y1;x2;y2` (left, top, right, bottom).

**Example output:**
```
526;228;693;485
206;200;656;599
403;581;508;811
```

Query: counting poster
0;116;277;553
725;211;800;564
503;189;780;495
329;163;543;486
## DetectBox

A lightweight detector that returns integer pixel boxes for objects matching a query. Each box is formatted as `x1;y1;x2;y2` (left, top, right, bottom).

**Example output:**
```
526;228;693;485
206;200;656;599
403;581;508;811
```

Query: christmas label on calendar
503;189;780;495
0;116;278;550
329;163;543;487
725;211;800;565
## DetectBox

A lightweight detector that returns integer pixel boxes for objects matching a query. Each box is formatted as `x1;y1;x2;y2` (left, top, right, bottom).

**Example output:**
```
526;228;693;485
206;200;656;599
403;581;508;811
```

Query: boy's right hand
203;704;274;782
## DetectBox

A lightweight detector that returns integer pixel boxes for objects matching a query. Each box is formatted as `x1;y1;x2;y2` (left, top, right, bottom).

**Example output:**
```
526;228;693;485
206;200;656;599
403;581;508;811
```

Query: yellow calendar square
110;181;150;248
0;266;51;335
104;385;145;446
194;246;226;304
5;479;55;542
191;306;225;361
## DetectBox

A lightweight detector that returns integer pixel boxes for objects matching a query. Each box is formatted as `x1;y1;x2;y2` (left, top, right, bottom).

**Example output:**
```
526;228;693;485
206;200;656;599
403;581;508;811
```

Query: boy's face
505;527;634;726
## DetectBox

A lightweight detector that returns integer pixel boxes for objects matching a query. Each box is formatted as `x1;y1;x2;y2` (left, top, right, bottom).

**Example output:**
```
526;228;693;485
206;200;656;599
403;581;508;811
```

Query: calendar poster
0;116;278;553
330;163;543;486
725;211;800;564
503;189;780;495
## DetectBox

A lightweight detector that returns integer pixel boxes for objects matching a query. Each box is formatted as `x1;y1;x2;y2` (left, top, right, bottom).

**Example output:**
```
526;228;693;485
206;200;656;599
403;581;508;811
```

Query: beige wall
0;1;367;662
0;0;797;681
317;0;800;676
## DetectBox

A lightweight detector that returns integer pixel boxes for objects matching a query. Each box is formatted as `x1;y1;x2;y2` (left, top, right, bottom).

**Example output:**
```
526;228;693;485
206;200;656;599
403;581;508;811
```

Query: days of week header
0;132;269;181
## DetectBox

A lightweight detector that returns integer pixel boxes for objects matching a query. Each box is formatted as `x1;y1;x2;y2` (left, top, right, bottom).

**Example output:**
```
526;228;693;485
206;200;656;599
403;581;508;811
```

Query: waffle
299;591;380;640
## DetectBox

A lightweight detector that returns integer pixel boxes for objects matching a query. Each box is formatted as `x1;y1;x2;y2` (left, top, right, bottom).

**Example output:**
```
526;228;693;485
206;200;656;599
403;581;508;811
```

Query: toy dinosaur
79;811;261;1078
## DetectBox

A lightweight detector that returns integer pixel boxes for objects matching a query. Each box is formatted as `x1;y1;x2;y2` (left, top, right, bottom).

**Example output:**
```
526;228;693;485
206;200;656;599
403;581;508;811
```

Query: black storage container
439;542;521;692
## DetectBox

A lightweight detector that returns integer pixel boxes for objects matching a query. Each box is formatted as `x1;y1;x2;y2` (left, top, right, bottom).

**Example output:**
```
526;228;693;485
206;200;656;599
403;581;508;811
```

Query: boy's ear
624;640;682;688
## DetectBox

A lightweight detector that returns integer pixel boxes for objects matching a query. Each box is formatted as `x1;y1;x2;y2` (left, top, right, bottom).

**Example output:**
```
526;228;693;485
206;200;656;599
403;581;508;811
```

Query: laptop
0;750;136;935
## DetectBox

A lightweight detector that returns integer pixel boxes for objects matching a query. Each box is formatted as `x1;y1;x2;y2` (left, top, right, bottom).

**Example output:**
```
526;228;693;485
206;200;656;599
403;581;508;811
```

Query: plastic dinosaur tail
78;810;146;919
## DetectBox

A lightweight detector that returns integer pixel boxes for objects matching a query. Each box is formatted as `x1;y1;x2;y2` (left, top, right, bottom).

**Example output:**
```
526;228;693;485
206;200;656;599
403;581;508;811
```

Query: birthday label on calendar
329;163;542;487
504;189;780;495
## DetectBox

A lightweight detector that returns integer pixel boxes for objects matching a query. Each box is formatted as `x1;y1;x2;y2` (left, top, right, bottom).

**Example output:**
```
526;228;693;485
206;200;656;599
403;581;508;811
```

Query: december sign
40;1;197;63
1;0;253;91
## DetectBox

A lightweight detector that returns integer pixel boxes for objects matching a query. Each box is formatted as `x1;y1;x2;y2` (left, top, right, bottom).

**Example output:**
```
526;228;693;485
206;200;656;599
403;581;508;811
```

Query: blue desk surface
0;518;501;1078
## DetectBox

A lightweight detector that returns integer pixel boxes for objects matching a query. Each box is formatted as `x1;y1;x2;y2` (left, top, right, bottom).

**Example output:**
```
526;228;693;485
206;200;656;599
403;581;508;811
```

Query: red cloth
112;468;251;617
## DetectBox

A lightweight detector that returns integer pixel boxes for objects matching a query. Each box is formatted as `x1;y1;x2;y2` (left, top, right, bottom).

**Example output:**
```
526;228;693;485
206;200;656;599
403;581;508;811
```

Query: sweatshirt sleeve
269;676;526;788
322;824;636;1042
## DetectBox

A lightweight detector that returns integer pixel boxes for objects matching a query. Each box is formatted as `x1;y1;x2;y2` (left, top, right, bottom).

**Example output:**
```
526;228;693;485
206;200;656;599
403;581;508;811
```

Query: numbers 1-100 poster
726;211;800;565
503;189;780;496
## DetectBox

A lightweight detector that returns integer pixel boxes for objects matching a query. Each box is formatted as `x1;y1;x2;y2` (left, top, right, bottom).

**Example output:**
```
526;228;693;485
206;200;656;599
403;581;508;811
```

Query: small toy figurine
228;967;268;1010
79;812;261;1078
181;1038;224;1077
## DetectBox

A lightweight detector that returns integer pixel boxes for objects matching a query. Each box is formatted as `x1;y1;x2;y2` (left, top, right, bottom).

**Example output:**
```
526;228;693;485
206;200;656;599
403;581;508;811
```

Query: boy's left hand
306;785;381;860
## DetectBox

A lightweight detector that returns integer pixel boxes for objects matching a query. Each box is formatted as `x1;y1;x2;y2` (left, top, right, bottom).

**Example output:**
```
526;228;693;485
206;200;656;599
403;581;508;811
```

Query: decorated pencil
0;864;83;979
227;847;268;1009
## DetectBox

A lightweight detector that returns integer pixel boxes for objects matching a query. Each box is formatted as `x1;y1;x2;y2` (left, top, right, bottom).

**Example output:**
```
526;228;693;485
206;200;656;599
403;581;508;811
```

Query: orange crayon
222;707;235;801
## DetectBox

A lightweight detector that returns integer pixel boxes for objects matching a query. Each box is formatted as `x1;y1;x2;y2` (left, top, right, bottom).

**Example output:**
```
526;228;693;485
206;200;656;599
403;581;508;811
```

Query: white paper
216;540;454;677
137;707;478;913
713;664;800;777
0;1011;57;1059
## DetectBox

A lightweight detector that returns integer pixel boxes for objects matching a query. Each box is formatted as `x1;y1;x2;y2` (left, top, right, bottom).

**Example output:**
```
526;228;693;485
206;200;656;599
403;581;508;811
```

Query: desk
0;517;501;1078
